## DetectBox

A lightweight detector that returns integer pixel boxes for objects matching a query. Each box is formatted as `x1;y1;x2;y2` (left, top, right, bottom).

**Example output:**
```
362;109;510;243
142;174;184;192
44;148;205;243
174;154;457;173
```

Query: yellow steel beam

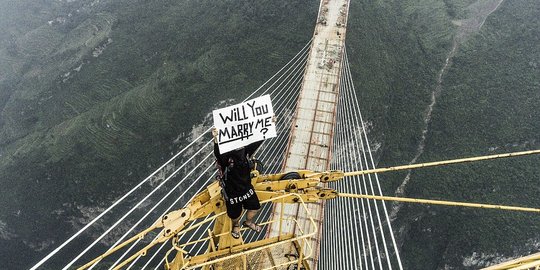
508;261;540;270
254;179;320;192
112;241;158;270
337;193;540;213
481;252;540;270
186;234;295;265
253;170;344;183
164;193;318;269
344;149;540;177
254;170;316;183
79;181;224;270
76;224;159;270
77;149;540;270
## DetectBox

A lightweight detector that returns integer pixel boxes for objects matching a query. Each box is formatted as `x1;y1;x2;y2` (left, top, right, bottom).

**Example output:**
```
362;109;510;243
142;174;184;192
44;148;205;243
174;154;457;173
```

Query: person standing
213;132;263;239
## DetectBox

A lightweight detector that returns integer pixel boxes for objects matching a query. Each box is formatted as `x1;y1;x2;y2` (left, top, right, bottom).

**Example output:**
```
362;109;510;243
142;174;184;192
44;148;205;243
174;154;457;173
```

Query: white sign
213;95;277;153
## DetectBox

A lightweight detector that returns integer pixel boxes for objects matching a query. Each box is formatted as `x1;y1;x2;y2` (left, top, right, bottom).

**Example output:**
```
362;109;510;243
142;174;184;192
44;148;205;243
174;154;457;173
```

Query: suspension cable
63;141;214;269
29;132;210;270
343;48;397;269
344;149;540;177
143;177;216;269
107;165;216;269
245;38;313;101
337;55;365;269
51;40;311;269
330;93;351;270
342;60;375;269
118;65;305;268
117;47;307;268
340;50;387;268
344;47;404;269
337;193;540;213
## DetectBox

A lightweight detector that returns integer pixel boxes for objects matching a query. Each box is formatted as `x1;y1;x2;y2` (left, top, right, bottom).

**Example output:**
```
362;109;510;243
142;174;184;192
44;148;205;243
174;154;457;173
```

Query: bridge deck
267;0;350;268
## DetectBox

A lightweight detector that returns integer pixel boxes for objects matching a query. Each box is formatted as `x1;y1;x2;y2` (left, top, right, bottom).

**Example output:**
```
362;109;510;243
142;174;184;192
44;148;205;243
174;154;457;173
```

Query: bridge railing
164;193;317;270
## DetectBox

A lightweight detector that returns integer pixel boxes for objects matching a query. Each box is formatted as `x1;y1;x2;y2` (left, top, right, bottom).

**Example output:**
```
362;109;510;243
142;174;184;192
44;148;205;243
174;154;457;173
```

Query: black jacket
214;141;262;197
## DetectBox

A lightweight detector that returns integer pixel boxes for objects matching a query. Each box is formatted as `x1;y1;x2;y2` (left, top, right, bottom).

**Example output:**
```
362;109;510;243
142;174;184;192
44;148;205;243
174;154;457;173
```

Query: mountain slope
0;0;317;268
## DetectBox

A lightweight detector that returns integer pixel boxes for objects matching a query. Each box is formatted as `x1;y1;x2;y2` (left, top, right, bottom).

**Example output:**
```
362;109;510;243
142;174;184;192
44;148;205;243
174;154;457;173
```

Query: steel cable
344;49;403;269
61;41;310;269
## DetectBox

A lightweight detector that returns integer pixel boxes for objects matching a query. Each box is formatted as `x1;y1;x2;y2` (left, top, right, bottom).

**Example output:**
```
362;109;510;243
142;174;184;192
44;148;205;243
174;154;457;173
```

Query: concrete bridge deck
266;0;350;268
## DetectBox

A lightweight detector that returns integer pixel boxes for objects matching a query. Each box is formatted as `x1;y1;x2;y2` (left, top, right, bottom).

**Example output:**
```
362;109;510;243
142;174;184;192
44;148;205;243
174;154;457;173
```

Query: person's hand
212;127;218;143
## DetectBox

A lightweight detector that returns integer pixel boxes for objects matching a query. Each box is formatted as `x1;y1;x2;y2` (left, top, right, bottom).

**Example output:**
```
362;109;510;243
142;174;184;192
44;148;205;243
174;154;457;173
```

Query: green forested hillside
346;0;539;269
0;0;317;268
0;0;538;269
396;1;540;269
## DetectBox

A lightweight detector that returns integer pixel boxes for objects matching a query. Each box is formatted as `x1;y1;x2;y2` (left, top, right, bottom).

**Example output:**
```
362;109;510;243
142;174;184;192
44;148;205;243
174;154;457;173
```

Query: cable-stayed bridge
29;0;540;269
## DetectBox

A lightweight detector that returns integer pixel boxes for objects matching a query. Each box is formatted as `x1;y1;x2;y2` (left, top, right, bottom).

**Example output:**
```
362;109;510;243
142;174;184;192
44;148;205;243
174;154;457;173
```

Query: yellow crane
76;149;540;270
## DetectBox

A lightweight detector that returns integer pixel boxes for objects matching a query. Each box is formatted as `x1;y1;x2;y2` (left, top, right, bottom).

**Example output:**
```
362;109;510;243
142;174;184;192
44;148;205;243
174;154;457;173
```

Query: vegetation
396;1;540;268
346;0;539;268
0;0;316;268
346;0;459;195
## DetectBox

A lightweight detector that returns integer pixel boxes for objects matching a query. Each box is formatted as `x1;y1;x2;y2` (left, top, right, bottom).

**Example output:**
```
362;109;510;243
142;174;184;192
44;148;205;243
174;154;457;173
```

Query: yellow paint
77;149;540;269
337;193;540;213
